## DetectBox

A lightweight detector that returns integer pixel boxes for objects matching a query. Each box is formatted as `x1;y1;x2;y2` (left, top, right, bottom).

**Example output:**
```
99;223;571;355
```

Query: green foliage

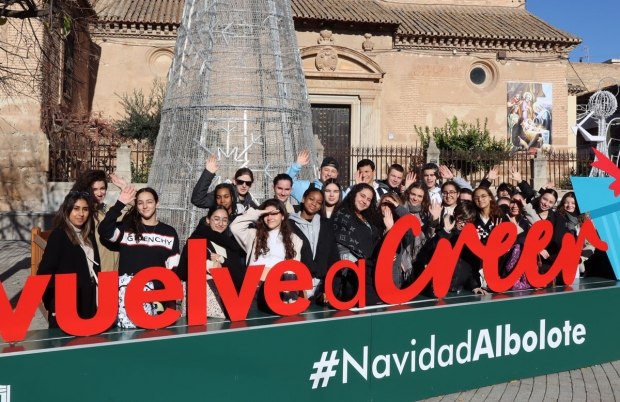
114;79;165;145
416;117;508;153
131;155;153;184
415;117;510;177
558;162;591;190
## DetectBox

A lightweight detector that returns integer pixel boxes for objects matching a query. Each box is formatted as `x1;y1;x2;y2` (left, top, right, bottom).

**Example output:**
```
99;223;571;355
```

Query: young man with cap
286;150;340;203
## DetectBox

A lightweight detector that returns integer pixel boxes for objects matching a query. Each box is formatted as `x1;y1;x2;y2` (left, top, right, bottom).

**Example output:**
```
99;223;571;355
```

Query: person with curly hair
332;183;384;304
230;198;314;310
472;186;504;288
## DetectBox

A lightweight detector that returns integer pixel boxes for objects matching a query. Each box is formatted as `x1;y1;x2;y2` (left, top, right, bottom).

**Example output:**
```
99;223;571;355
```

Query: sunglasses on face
236;180;253;187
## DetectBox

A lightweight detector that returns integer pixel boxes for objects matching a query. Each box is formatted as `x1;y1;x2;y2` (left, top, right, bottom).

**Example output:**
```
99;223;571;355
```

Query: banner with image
507;82;553;151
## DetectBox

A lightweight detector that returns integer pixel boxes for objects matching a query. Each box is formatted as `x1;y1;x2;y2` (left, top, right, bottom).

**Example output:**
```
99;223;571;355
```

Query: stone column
426;138;440;164
314;134;324;162
116;144;132;183
360;96;379;146
531;149;547;190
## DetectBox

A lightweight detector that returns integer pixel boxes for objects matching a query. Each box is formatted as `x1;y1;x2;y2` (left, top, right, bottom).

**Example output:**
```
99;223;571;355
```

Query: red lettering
0;275;49;343
324;259;366;309
56;272;118;336
187;239;207;326
211;265;263;321
469;222;517;293
263;260;312;316
125;268;183;329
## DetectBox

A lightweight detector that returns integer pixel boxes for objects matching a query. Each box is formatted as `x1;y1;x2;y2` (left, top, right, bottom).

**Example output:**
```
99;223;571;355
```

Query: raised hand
297;150;311;167
382;207;394;231
429;199;443;220
443;213;455;232
439;165;453;180
508;166;522;183
205;155;221;174
486;165;500;182
354;169;363;185
118;185;137;205
542;181;554;190
404;171;416;189
110;173;128;190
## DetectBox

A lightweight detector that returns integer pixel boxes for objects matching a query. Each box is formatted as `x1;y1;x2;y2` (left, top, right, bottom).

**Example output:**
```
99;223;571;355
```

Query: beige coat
230;208;303;265
94;207;126;272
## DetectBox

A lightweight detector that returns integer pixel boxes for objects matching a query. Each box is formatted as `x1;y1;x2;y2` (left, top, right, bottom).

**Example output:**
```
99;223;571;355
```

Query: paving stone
468;385;493;402
499;380;520;402
514;378;534;402
570;369;587;401
582;367;602;401
558;371;574;402
592;365;615;402
486;384;508;401
602;363;620;401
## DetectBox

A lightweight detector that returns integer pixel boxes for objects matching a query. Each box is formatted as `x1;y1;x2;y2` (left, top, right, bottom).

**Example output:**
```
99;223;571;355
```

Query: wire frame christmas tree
147;0;318;242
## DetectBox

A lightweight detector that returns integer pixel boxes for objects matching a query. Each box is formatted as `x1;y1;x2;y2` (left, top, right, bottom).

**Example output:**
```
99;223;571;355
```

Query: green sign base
1;277;619;401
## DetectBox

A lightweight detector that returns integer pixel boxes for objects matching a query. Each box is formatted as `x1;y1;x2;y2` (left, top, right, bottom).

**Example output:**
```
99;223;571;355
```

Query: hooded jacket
288;212;340;279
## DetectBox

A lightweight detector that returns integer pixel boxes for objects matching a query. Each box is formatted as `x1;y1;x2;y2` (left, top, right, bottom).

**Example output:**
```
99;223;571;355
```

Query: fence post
116;144;132;182
531;149;547;190
426;138;440;164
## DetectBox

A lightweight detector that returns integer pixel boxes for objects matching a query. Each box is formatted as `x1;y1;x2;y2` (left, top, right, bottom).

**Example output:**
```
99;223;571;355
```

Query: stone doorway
311;104;351;185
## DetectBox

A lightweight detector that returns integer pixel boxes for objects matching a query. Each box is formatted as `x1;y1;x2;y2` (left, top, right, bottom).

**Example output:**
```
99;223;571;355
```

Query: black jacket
37;227;100;318
417;228;479;293
191;169;258;211
377;179;402;195
177;218;246;292
290;216;340;280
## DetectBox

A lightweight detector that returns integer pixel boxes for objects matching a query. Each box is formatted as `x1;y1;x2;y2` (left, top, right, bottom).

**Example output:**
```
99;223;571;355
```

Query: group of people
37;151;595;329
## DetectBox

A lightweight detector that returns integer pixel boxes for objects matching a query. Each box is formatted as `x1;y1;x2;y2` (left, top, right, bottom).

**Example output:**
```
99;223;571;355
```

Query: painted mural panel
507;82;553;152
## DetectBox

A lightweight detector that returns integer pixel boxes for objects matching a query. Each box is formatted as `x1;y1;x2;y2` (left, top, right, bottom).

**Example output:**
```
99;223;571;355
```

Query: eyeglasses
211;217;229;224
442;191;458;196
69;191;90;197
455;218;470;225
236;180;253;187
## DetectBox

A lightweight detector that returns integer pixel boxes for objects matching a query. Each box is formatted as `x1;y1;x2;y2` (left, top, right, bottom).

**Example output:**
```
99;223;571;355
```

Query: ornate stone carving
362;33;374;51
318;28;334;45
315;46;338;71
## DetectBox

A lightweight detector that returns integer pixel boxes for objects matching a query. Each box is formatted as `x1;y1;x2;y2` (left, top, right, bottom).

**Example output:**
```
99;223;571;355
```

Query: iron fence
547;147;593;190
129;141;155;183
329;145;426;187
48;132;119;182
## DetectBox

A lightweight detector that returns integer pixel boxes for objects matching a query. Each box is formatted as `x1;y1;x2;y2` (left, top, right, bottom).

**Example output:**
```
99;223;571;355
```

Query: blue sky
527;0;620;63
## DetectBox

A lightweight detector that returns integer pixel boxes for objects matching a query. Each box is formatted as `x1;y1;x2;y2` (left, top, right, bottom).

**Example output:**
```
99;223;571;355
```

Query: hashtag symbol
309;350;340;389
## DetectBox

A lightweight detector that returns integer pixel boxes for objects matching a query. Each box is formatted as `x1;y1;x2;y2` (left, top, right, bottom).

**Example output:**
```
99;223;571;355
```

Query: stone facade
0;0;585;218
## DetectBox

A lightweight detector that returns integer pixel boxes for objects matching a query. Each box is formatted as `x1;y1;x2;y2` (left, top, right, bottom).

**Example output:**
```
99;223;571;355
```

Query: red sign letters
0;217;607;343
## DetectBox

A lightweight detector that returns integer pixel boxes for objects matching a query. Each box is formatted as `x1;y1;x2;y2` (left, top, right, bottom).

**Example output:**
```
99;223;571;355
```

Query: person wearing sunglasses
72;169;129;272
191;155;258;212
415;202;487;296
230;199;313;311
37;191;100;329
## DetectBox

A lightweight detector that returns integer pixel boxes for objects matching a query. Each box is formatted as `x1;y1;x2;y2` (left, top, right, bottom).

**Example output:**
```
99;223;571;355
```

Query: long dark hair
124;187;159;242
342;183;383;228
320;178;343;217
402;181;430;214
254;199;296;261
72;169;107;221
53;191;94;246
473;186;502;219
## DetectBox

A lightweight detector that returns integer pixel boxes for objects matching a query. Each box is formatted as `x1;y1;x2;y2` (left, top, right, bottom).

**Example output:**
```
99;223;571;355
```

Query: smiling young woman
37;191;100;329
98;186;181;328
289;187;340;304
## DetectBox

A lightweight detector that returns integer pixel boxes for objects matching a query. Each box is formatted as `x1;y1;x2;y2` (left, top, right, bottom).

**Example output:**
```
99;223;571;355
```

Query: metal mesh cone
148;0;318;242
